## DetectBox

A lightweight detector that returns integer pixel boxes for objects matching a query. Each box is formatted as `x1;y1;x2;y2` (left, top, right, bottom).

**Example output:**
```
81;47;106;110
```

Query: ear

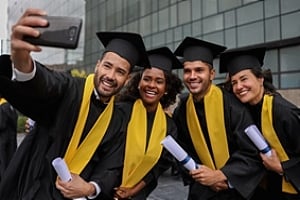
210;68;216;81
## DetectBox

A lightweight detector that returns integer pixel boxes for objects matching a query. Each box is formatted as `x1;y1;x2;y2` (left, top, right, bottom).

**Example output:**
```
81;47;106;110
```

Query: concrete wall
278;89;300;107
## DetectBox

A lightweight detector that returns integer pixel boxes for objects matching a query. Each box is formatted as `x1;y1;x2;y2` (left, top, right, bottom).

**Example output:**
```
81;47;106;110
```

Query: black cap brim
96;32;149;68
219;47;266;76
174;37;226;66
147;47;182;72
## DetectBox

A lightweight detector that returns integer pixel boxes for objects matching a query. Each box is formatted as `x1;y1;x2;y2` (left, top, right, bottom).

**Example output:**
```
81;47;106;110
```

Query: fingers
11;8;48;50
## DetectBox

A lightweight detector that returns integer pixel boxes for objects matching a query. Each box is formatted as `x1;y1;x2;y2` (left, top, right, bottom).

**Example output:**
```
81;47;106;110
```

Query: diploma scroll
161;135;199;170
52;157;87;200
244;125;272;157
52;157;72;182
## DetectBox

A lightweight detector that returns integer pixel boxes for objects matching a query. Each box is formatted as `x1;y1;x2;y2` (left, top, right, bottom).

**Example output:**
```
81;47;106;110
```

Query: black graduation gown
173;88;265;200
0;101;18;181
0;58;126;200
118;102;177;200
248;94;300;199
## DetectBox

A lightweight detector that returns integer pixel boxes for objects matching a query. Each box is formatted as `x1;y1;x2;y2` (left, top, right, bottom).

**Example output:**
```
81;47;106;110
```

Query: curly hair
116;69;184;109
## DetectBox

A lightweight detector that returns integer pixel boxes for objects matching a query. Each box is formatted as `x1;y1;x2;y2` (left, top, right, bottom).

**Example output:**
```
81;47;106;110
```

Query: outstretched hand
10;8;48;72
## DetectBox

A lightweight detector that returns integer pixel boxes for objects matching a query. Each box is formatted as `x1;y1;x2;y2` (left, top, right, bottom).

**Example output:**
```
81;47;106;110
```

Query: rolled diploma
161;135;198;170
52;157;72;182
244;125;272;157
52;157;86;200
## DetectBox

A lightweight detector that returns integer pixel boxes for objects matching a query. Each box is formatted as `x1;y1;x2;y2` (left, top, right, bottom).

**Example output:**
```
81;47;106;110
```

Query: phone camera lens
68;26;77;41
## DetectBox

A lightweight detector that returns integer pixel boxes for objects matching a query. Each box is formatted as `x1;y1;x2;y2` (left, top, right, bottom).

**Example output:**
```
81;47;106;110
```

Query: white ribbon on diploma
52;157;87;200
244;125;272;157
161;135;199;170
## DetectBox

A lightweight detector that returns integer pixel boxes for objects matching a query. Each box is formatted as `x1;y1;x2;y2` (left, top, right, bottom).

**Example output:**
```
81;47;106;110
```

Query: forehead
102;52;131;69
183;60;211;69
142;67;165;78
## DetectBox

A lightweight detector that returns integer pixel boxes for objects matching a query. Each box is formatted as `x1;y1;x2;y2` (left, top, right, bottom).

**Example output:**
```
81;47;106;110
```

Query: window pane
159;8;169;31
178;1;191;25
192;0;202;20
265;49;278;73
265;0;279;18
192;20;202;37
237;2;263;25
281;73;300;89
224;10;236;29
280;45;300;71
281;0;300;14
203;14;223;34
225;28;236;49
281;11;300;39
219;0;241;12
237;22;264;47
265;17;280;42
203;0;217;17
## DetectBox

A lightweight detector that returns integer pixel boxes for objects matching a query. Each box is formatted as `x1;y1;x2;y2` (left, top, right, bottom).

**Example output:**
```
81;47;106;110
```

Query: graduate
0;94;18;182
114;47;183;199
172;37;265;200
220;47;300;199
0;8;149;200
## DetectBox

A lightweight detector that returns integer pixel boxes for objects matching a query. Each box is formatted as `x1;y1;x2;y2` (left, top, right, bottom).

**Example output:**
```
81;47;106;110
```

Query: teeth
103;80;113;87
239;90;248;95
146;91;156;95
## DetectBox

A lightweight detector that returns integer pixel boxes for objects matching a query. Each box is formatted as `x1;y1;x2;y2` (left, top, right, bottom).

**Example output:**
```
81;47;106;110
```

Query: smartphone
24;16;82;49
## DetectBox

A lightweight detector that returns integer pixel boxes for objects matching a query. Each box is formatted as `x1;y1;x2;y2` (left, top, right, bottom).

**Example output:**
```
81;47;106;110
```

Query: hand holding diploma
52;157;87;200
244;125;272;157
161;135;199;170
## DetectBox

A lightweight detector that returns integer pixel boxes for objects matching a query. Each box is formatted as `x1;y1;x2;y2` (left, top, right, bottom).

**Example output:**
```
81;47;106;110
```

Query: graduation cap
147;47;182;73
174;37;227;66
96;32;149;68
219;47;266;76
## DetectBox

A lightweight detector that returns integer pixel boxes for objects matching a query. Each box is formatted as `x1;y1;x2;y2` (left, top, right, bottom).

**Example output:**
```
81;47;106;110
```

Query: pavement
148;170;188;200
17;133;189;199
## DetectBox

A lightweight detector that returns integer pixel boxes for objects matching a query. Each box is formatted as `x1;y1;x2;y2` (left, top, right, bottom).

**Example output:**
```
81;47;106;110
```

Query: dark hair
250;68;277;94
221;68;277;94
116;69;184;109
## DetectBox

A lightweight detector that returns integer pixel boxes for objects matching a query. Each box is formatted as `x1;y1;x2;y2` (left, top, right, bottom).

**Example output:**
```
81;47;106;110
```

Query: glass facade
84;0;300;90
6;0;300;91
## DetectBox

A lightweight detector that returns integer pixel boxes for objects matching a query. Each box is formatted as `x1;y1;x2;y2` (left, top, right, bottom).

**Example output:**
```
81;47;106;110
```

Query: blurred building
7;0;85;69
0;0;9;54
6;0;300;105
84;0;300;105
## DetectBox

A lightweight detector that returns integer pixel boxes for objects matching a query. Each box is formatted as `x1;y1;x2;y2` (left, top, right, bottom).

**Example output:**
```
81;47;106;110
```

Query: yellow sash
64;74;114;174
186;85;229;169
121;99;166;187
0;98;7;105
262;95;297;194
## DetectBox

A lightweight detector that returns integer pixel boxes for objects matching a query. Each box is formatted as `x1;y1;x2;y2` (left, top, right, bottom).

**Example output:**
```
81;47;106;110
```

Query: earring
164;92;168;95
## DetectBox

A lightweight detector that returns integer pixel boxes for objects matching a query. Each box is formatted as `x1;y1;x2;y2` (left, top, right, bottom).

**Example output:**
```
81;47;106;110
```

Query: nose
105;69;116;80
234;81;243;91
189;70;197;80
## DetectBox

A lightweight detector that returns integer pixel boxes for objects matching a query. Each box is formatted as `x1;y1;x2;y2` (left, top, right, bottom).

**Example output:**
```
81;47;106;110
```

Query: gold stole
186;85;229;169
0;98;7;105
262;95;297;194
64;74;114;174
121;99;166;187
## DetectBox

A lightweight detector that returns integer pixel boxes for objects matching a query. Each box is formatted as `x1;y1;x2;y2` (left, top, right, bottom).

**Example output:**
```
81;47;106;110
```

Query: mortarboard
219;47;266;76
174;37;227;66
96;32;149;68
147;47;182;73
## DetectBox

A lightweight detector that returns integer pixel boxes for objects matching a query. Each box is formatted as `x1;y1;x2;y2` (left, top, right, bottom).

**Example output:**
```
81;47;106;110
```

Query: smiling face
94;52;131;103
138;67;167;112
183;60;215;101
231;69;264;105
